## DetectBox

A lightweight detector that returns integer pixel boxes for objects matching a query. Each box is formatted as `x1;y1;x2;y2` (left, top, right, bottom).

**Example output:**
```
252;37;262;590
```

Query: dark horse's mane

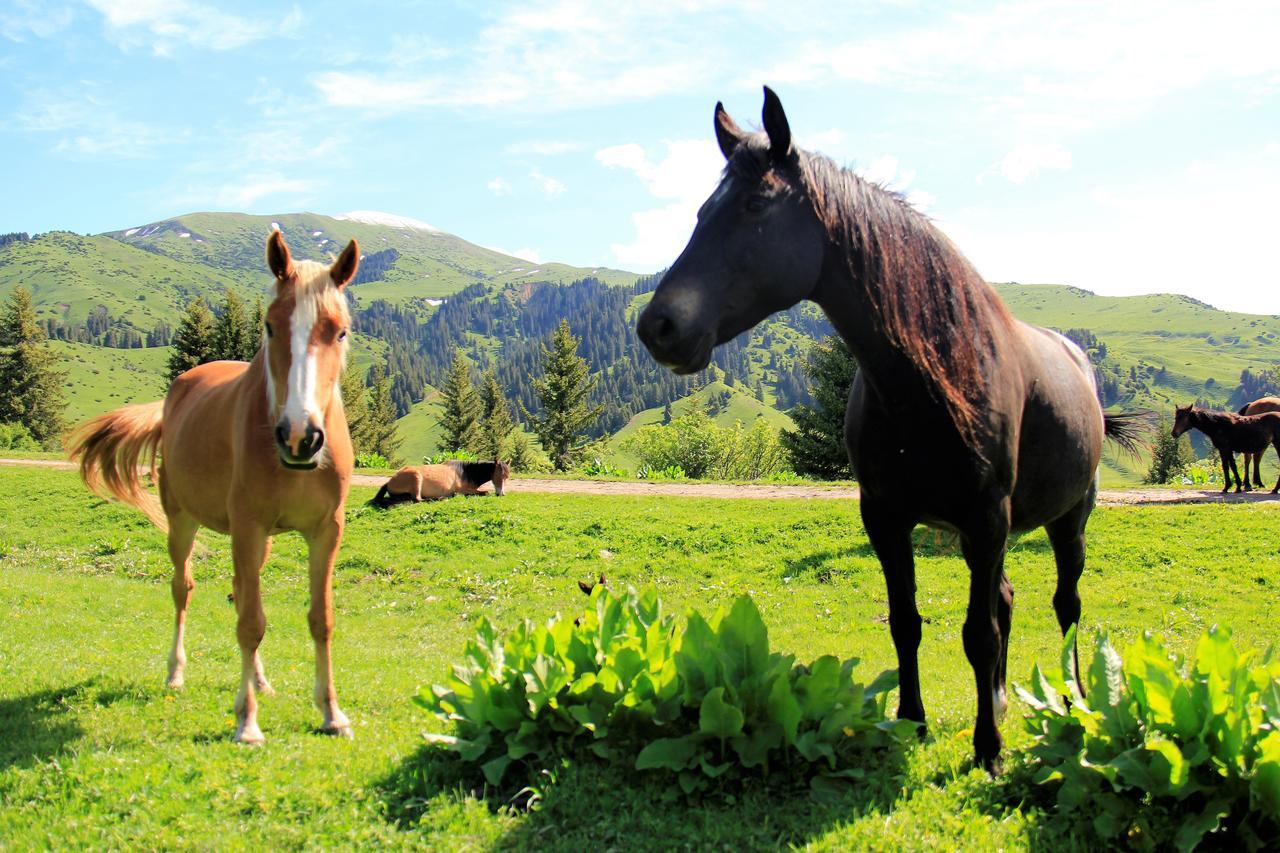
452;460;497;487
742;148;1015;448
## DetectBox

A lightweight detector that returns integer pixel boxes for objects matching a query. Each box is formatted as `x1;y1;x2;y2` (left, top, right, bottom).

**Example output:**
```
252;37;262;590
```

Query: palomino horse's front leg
307;516;352;738
165;513;199;689
230;522;270;745
960;498;1012;772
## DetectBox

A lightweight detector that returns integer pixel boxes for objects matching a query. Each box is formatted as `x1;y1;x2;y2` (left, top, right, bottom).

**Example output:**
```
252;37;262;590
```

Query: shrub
1017;626;1280;849
354;451;390;469
0;421;39;451
623;412;791;481
579;457;628;478
417;587;911;796
423;449;478;464
636;463;686;480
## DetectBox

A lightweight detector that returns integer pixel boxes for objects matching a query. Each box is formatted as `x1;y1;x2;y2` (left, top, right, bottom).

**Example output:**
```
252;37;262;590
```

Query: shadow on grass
0;679;146;770
375;741;914;849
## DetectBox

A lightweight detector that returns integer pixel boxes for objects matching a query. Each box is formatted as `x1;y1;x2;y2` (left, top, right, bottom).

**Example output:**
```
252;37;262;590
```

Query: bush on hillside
622;412;790;481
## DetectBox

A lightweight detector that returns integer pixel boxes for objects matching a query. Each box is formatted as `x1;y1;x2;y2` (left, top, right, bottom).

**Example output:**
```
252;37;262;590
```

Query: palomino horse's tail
1103;411;1146;456
67;401;166;531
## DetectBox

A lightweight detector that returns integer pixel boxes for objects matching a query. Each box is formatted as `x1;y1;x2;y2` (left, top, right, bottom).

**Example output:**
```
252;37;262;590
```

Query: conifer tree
0;285;67;448
363;360;402;465
1145;414;1195;484
521;320;603;471
167;298;217;382
215;288;256;361
437;350;483;453
780;335;858;479
478;368;514;460
340;366;372;454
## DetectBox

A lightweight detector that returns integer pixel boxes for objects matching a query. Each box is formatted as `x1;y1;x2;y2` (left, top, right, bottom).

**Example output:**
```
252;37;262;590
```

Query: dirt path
6;457;1279;505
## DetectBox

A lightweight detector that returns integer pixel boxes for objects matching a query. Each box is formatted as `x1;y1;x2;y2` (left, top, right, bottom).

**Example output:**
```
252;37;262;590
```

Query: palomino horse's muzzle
275;421;325;470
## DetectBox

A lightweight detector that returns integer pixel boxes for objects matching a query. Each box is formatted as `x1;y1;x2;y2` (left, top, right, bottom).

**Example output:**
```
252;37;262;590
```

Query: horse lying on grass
371;460;510;507
1173;404;1280;493
69;231;359;745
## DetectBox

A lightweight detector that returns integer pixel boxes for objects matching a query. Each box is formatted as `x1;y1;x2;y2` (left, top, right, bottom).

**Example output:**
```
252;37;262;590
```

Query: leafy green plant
418;586;911;796
1017;626;1280;850
636;463;686;480
423;449;479;464
579;457;628;478
354;451;390;469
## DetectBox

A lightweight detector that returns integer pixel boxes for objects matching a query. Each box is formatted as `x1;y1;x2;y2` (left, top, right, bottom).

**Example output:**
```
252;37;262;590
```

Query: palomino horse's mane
736;147;1014;446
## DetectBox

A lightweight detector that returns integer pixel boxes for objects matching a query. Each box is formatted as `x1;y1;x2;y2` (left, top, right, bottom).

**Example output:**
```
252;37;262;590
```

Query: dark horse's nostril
640;308;676;348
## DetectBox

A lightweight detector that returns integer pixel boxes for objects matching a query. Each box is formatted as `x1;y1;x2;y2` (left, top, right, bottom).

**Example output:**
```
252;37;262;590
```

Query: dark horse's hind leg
959;496;1012;772
995;571;1014;717
861;499;926;731
1044;490;1095;692
1251;452;1265;489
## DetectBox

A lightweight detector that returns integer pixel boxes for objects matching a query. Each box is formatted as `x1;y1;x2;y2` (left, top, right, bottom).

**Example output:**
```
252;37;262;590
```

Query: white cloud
596;138;724;269
996;143;1072;184
487;177;512;195
15;93;175;159
208;175;318;209
86;0;302;55
854;154;935;212
1;0;74;41
530;168;566;196
487;245;544;263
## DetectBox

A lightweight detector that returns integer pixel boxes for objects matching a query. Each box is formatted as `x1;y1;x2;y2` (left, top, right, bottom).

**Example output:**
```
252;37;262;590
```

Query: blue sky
3;1;1279;310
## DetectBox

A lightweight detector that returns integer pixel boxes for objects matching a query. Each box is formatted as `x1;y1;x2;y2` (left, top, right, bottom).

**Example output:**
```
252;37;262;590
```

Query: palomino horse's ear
714;101;746;160
330;239;360;289
266;230;295;281
761;85;793;163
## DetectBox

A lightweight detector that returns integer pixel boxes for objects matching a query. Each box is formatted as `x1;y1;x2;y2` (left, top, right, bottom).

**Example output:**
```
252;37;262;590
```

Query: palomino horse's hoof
234;726;266;746
255;678;276;697
320;724;354;739
166;675;184;689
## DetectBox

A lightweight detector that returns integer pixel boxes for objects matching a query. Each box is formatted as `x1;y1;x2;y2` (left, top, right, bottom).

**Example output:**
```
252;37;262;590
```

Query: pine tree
780;335;858;479
250;296;265;354
1145;414;1195;484
662;401;673;425
478;368;514;460
215;288;256;361
363;360;402;465
167;298;217;382
437;350;483;453
521;320;603;471
0;285;67;448
340;366;372;455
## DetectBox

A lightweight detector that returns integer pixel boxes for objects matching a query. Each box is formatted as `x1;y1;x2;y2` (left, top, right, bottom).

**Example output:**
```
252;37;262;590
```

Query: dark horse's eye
745;194;769;213
264;322;274;338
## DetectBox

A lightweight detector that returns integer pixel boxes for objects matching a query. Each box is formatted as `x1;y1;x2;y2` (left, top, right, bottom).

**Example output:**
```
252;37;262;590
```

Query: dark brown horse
1236;397;1280;487
1173;404;1280;493
636;87;1142;770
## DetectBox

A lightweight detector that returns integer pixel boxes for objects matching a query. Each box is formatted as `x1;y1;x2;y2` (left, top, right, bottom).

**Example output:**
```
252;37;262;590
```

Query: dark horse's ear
714;101;746;160
330;239;360;289
761;85;793;163
266;230;295;282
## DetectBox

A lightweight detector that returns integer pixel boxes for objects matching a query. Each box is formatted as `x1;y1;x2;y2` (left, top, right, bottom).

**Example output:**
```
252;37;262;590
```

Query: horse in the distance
637;87;1143;770
372;460;510;506
69;231;359;745
1173;404;1280;493
1236;397;1280;487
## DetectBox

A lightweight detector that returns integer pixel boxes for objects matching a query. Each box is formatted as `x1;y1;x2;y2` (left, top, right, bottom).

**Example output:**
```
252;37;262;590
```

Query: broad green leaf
1143;739;1187;796
730;724;780;769
700;687;745;740
1060;624;1085;705
1173;798;1230;853
1252;731;1280;819
675;611;720;698
481;754;512;786
1194;625;1238;682
636;736;700;772
1087;632;1125;713
717;596;769;683
767;675;803;746
794;655;841;719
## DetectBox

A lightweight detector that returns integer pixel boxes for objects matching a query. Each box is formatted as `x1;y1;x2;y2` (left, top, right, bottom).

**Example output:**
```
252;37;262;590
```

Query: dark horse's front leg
861;498;926;730
1219;449;1236;493
960;497;1012;772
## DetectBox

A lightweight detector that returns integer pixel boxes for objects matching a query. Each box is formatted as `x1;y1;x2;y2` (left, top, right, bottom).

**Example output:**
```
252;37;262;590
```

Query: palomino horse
1173;404;1280;493
69;231;359;744
637;88;1142;770
372;460;510;506
1237;397;1280;488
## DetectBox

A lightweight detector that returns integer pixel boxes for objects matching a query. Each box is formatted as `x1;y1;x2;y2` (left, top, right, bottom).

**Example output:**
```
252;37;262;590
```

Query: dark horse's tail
1239;404;1251;415
1103;412;1146;455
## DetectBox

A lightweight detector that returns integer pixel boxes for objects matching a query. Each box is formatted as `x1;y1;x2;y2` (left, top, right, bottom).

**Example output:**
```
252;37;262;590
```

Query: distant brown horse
1173;404;1280;493
69;231;359;744
637;87;1143;770
372;460;510;506
1237;397;1280;487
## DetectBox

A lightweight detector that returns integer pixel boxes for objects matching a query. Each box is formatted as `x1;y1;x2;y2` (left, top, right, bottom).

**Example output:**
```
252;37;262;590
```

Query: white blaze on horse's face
263;232;358;469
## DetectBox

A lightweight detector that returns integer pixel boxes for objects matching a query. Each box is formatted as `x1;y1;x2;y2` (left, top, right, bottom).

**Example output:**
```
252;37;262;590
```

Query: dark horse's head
636;87;827;374
1171;404;1194;437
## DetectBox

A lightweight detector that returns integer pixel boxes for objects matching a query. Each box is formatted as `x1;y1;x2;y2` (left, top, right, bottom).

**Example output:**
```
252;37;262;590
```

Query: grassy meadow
1;465;1277;849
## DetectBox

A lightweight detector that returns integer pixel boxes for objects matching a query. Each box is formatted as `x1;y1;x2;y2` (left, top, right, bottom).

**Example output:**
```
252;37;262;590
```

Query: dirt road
7;457;1280;506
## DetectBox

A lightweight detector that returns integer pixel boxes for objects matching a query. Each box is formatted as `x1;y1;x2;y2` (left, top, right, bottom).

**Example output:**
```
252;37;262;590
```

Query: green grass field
1;465;1276;848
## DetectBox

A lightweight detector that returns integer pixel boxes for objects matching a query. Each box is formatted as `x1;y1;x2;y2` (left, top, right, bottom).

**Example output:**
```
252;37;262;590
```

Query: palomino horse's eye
745;194;768;213
264;322;274;338
337;329;348;342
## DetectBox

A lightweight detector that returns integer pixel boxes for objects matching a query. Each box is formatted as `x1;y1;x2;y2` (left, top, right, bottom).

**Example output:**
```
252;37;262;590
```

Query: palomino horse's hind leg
166;514;199;689
306;516;352;738
251;535;275;696
861;500;926;730
230;522;270;745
